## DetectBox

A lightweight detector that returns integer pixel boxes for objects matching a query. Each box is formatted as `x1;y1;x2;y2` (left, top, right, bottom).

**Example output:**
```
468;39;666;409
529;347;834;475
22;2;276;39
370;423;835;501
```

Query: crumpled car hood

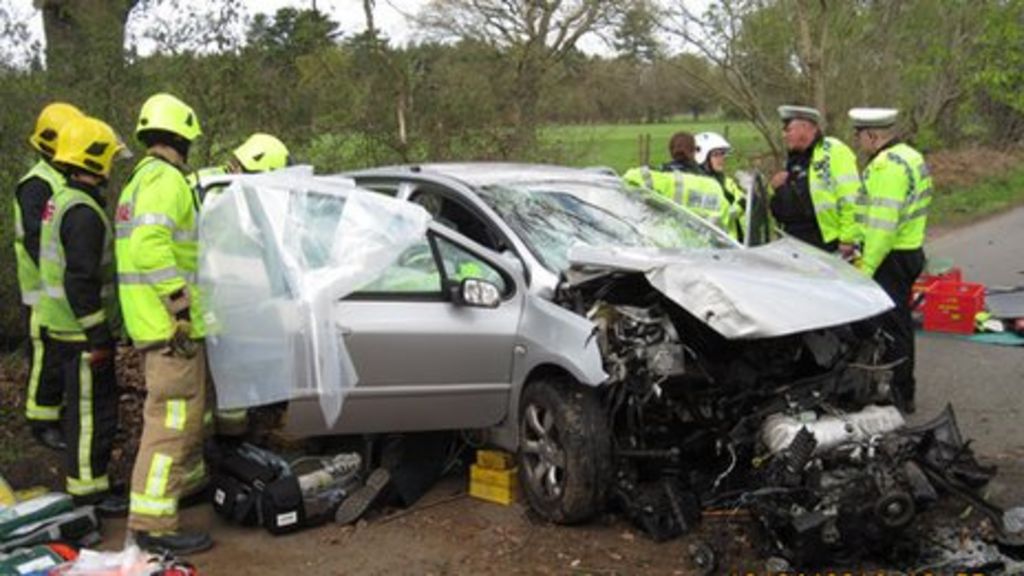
567;238;894;339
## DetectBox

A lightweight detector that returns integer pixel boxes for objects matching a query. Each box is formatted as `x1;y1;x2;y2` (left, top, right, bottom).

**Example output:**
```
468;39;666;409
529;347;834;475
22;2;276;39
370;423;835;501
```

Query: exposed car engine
556;272;1016;569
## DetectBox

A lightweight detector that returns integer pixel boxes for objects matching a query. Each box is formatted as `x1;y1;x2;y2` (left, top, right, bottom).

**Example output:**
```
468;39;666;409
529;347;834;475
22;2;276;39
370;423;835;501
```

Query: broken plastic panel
199;170;431;425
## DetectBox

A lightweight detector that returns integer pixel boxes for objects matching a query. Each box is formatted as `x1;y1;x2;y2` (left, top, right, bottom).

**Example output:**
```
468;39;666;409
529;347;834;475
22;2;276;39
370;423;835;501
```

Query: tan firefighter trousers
128;345;208;533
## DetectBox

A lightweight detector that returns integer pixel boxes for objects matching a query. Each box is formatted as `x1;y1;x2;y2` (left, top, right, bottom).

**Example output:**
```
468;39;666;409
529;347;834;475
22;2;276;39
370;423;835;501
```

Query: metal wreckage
198;169;1023;572
556;245;1024;573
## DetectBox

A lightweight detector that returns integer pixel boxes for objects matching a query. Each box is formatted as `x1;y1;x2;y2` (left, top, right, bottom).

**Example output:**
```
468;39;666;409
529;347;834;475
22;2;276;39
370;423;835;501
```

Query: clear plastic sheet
199;170;430;425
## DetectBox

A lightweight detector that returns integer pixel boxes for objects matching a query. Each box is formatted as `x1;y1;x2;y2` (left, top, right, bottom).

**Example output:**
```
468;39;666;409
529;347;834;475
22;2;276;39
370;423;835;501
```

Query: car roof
351;162;624;189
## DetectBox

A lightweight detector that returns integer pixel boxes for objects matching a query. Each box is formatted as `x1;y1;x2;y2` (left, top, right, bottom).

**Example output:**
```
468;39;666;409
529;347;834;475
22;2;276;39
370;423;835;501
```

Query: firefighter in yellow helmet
13;102;84;451
189;133;290;201
38;115;128;515
115;93;213;555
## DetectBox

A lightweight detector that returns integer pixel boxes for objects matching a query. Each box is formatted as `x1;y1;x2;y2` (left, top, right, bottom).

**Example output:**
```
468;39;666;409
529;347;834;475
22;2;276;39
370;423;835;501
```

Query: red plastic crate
912;267;962;303
921;280;985;334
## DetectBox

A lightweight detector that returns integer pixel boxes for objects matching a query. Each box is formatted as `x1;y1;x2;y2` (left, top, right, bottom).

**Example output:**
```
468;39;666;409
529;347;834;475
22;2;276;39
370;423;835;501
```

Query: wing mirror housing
450;278;501;308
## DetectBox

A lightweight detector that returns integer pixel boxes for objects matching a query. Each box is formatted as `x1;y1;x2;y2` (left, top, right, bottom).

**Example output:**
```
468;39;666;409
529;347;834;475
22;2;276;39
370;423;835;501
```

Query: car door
286;221;526;436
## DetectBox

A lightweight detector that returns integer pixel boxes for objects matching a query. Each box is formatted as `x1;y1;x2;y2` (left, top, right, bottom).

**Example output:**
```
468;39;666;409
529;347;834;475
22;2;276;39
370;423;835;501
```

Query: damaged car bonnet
567;238;894;339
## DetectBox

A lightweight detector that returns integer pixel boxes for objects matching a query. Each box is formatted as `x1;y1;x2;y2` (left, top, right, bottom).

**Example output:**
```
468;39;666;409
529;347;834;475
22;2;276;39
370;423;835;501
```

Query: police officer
695;131;746;241
37;115;127;515
13;102;84;450
116;93;212;555
189;132;290;202
849;108;931;414
770;106;862;256
623;132;731;231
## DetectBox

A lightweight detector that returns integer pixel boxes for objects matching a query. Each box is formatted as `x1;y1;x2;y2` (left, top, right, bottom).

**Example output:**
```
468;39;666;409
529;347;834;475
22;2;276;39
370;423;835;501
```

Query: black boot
74;493;129;518
30;424;67;451
135;530;213;555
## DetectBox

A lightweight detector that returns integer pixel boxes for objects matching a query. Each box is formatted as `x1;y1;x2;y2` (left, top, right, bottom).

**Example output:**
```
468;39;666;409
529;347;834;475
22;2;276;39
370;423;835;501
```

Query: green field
545;119;770;173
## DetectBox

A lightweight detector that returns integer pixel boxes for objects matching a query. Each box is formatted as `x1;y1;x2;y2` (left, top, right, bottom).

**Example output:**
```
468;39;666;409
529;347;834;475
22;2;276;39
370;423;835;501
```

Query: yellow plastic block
471;464;518;489
475;449;514;470
469;479;519;506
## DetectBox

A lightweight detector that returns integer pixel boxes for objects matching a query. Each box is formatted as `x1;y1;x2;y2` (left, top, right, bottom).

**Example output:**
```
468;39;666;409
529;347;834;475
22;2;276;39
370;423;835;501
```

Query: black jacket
14;176;55;266
60;181;114;349
770;135;828;249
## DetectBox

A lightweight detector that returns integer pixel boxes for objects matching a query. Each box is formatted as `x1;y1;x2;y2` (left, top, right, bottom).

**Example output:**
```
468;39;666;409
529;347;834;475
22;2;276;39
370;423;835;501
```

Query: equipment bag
0;544;67;576
258;476;310;536
0;494;74;543
0;507;100;553
211;451;278;526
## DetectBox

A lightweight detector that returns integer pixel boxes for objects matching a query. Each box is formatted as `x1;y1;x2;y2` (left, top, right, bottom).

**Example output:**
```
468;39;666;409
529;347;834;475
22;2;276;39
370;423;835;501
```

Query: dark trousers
53;339;119;498
874;248;926;408
22;306;64;424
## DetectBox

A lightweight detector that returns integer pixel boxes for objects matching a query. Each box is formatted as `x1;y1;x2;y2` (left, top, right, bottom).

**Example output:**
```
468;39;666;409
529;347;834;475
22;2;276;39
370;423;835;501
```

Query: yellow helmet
135;93;201;142
29;102;84;157
232;133;290;173
54;116;127;179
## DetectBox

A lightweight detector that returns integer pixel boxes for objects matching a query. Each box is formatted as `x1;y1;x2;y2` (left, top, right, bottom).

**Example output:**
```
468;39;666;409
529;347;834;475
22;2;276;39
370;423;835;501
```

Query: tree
37;0;140;94
613;0;661;63
416;0;621;155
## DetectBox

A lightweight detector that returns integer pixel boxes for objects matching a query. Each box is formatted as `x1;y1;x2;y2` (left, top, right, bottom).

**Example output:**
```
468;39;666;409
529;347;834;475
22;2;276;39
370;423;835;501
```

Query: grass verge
930;163;1024;228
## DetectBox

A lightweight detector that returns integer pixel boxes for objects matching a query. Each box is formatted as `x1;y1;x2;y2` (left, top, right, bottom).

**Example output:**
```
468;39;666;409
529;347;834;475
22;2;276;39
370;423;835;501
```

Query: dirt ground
3;345;1023;575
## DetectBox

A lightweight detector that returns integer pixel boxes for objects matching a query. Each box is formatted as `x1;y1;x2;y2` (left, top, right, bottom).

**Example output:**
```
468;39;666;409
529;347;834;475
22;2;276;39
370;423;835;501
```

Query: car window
412;189;502;251
435;236;508;294
477;180;735;273
355;238;442;294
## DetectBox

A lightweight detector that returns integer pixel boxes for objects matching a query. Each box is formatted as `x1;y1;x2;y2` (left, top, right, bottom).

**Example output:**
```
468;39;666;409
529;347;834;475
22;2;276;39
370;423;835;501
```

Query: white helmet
695;132;732;165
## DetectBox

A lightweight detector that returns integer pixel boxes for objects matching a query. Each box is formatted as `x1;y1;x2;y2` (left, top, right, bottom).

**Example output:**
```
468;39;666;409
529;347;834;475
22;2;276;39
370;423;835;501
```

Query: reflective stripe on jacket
860;142;932;276
115;155;204;346
810;137;863;244
37;184;117;339
14;161;65;306
623;166;731;230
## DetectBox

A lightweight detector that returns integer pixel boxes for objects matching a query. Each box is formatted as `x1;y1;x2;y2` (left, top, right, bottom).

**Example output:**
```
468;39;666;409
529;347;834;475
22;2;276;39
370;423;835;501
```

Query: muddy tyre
517;378;611;524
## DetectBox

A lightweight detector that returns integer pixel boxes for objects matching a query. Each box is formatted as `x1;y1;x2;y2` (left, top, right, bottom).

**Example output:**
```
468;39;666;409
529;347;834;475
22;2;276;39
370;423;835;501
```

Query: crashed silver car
199;164;900;539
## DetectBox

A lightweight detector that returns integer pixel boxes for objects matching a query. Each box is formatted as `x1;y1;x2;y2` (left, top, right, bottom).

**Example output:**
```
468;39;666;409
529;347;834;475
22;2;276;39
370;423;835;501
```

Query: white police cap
848;107;899;129
778;105;822;125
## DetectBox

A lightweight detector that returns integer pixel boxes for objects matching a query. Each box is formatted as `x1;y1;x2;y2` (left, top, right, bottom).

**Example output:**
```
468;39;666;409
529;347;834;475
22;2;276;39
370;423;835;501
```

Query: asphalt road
914;206;1024;462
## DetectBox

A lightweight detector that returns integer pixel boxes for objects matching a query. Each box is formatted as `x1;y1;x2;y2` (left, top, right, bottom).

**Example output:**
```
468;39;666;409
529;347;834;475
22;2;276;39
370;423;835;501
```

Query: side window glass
356;238;442;294
435;237;507;295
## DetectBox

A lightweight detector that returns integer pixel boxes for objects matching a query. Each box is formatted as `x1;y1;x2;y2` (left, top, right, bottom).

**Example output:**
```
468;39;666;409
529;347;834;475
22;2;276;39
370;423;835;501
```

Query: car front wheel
517;377;611;524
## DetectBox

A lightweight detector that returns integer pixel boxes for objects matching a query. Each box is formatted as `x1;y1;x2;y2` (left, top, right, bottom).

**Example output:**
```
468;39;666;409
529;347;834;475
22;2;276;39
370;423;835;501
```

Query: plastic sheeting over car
567;237;895;339
198;169;431;425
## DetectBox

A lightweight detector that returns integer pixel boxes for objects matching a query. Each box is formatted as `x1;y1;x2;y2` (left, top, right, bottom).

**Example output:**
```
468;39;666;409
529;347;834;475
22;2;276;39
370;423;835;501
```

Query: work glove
88;346;115;369
168;317;199;359
163;288;198;359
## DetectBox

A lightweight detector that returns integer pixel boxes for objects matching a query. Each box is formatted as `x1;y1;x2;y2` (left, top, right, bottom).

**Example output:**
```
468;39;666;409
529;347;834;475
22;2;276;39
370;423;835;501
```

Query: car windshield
477;179;736;272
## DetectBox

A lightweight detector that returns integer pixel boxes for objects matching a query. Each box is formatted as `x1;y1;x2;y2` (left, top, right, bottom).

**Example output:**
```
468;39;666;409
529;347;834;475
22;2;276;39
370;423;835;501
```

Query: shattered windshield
477;180;735;272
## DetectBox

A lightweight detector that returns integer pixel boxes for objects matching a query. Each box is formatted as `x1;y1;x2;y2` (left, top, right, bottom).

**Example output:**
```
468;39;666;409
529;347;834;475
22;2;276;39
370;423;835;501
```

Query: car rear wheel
518;377;611;524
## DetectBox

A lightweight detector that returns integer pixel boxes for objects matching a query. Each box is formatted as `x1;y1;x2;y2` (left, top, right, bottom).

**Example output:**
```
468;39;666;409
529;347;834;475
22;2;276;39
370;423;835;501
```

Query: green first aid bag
0;494;74;542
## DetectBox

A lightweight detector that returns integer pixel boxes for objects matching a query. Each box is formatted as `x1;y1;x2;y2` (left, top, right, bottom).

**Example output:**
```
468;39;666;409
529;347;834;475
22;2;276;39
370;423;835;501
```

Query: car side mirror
450;278;501;308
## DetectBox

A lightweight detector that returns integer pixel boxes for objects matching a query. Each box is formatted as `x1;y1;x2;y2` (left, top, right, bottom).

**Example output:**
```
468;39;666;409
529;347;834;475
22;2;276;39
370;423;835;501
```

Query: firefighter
13;102;85;451
623;132;731;231
849;107;931;414
189;132;290;202
37;115;127;514
695;131;746;241
116;93;212;554
769;105;862;256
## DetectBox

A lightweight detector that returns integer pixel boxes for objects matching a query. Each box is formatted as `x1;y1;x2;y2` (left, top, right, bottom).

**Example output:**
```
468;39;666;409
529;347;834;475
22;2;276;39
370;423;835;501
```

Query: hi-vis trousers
51;339;117;498
24;307;63;424
128;345;208;533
